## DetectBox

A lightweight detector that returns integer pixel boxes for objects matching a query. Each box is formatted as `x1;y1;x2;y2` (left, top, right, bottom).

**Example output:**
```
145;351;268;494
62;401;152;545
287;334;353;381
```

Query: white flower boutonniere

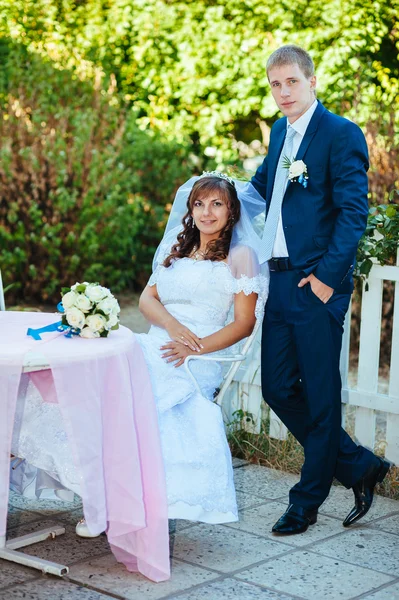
282;156;309;188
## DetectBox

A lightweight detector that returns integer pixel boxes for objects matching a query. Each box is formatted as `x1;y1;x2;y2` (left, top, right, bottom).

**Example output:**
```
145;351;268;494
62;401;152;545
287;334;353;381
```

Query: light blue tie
259;125;296;263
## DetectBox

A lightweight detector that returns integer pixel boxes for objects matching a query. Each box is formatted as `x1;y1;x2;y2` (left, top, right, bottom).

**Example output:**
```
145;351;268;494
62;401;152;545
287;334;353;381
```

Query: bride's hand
160;341;196;368
164;321;203;352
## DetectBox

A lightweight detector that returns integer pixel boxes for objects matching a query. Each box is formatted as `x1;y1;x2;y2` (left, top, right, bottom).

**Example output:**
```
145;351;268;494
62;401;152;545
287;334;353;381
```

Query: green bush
0;43;193;303
356;191;399;284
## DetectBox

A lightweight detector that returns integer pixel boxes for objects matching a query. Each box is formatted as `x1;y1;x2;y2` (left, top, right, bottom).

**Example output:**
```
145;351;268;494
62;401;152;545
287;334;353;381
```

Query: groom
251;45;390;535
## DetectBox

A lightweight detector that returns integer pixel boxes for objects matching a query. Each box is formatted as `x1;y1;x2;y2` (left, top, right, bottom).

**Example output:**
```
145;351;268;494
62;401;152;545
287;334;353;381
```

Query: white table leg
0;526;69;576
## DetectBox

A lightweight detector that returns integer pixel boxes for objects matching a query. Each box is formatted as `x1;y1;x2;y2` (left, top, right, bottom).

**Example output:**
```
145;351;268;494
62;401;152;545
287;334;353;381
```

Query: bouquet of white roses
60;282;120;338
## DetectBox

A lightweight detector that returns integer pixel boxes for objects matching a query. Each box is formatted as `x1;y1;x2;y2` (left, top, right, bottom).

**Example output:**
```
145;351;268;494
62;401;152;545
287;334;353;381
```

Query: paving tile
69;554;218;600
8;490;81;516
169;519;198;535
361;582;399;599
7;505;45;530
233;465;298;501
60;510;198;536
0;578;115;599
319;485;399;524
225;500;347;546
236;549;394;600
235;491;271;511
369;513;399;536
0;561;38;590
172;577;296;599
313;528;399;576
171;523;290;573
46;507;84;527
7;517;111;566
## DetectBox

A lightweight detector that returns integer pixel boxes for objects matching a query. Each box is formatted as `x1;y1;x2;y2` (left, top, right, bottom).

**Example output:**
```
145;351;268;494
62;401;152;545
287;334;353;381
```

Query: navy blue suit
252;101;376;510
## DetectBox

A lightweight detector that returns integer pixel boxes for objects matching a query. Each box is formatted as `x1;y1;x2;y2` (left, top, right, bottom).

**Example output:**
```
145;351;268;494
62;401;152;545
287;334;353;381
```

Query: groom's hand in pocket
298;273;334;303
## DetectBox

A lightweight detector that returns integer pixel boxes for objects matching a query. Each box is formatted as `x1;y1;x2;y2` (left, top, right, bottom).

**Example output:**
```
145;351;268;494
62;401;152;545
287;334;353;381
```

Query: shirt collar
287;99;318;136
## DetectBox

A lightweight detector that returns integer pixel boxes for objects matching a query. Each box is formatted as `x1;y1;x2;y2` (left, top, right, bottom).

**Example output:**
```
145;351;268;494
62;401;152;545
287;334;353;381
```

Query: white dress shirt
272;99;318;257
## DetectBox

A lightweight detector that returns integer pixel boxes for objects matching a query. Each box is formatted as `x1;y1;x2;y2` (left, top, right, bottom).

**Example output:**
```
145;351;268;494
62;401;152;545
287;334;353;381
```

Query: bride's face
191;192;230;237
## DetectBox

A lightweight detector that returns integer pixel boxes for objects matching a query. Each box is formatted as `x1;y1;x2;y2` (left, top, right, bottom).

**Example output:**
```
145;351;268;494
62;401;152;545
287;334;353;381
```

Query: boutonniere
282;157;308;188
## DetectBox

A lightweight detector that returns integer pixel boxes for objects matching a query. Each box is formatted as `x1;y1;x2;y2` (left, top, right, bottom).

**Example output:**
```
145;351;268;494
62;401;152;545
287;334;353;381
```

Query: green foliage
0;1;398;302
356;192;399;283
0;44;193;302
1;0;398;153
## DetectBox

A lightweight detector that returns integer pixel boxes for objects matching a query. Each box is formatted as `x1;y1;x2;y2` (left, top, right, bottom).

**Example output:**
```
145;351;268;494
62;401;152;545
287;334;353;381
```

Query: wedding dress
11;254;268;524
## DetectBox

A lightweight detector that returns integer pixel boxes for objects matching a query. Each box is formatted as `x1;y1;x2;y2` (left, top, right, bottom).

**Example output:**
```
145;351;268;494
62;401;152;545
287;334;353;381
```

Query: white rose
85;284;108;303
111;301;120;316
80;326;100;339
105;313;119;330
66;307;86;330
62;291;78;310
97;296;120;316
101;286;112;298
74;294;92;313
86;313;107;333
289;160;307;179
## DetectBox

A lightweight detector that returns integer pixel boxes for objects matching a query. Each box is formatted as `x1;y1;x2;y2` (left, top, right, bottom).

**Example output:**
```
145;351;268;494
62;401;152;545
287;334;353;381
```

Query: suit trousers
261;270;376;510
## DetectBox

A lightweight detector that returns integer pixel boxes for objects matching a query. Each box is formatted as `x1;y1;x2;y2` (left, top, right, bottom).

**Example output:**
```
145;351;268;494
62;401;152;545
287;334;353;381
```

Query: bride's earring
191;217;195;228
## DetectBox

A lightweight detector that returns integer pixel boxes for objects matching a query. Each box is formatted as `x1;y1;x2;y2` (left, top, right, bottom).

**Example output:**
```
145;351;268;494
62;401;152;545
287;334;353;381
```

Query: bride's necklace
192;246;207;261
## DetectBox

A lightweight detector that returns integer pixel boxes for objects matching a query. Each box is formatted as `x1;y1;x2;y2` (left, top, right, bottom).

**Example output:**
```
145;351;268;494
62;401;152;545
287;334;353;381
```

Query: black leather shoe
343;457;391;527
272;504;318;535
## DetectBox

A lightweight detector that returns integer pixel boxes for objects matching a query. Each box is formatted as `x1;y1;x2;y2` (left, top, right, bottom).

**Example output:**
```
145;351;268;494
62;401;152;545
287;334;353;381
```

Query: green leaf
359;258;373;276
386;205;397;218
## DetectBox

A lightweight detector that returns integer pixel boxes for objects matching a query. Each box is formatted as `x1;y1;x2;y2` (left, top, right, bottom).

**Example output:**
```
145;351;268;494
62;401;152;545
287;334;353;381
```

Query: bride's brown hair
163;177;241;268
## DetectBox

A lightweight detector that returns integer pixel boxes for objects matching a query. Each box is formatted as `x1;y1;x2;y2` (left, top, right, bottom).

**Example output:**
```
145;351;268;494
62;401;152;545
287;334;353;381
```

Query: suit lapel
295;101;326;162
285;101;327;193
266;102;327;205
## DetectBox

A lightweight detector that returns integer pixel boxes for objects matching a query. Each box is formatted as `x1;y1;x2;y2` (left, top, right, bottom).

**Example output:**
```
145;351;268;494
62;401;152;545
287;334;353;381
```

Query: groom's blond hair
267;45;315;79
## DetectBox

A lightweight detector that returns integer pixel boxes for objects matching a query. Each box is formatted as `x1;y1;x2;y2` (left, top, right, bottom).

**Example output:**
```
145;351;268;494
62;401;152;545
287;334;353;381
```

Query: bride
11;172;268;534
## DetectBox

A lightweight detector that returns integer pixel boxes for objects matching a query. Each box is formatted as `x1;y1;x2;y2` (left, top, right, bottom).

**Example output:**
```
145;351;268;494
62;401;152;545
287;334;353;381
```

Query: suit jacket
251;101;369;293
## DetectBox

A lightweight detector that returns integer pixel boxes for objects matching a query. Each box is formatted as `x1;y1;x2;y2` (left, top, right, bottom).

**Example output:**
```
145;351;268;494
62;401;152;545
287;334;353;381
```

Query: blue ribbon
298;173;308;189
27;302;72;341
27;321;69;341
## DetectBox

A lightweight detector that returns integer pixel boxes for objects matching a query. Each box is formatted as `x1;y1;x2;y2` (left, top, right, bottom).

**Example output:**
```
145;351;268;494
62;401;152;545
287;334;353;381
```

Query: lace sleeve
228;245;270;320
148;269;161;287
233;271;269;320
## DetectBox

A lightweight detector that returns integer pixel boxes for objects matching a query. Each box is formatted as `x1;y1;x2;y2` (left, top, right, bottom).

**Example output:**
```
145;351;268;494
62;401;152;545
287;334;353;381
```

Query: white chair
184;320;261;408
0;269;5;311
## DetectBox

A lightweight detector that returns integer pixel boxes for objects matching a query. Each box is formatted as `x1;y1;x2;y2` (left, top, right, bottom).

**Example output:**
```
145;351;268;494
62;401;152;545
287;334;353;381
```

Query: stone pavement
1;461;399;600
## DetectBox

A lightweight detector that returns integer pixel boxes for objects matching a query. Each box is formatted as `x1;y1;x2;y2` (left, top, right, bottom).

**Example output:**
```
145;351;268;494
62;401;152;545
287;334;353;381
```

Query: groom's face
268;63;316;123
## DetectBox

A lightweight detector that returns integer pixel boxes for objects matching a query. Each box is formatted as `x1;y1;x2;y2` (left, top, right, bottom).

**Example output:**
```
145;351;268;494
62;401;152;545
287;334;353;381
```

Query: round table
0;311;170;582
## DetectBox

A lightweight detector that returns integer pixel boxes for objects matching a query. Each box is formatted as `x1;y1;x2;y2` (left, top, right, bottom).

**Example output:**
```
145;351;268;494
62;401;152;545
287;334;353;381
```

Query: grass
228;413;399;501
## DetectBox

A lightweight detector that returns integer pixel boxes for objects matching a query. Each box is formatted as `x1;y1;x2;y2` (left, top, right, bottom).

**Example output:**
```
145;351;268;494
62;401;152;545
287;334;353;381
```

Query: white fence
223;249;399;465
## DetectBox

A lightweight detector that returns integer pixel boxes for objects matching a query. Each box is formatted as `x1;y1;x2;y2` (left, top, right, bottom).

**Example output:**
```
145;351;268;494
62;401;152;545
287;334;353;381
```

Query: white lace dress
11;257;268;524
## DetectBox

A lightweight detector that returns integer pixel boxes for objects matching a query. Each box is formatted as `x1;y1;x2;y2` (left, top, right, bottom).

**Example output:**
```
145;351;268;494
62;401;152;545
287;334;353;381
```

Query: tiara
199;170;235;186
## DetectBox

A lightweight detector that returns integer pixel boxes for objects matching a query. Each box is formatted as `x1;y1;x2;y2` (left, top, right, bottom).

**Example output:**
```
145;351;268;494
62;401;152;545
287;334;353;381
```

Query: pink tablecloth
0;311;170;582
